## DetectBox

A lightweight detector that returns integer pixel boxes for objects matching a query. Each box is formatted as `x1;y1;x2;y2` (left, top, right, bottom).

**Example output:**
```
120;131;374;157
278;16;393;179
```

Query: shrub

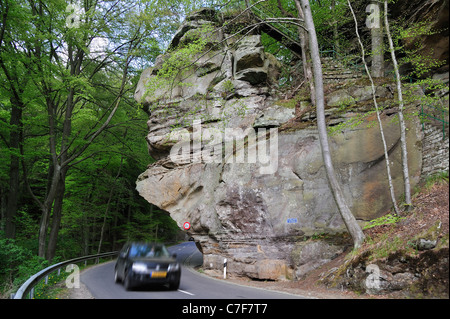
0;233;50;295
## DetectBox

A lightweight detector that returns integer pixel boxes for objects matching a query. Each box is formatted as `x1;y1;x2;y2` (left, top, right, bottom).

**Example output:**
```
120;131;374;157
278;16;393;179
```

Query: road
81;242;305;299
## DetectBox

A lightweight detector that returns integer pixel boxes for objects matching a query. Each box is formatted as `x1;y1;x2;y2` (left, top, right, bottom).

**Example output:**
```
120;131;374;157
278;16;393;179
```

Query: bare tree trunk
299;0;365;249
384;0;412;211
97;188;114;255
97;157;123;254
294;0;315;106
347;0;399;215
370;1;384;77
37;163;62;258
331;0;339;53
46;172;66;261
0;189;6;232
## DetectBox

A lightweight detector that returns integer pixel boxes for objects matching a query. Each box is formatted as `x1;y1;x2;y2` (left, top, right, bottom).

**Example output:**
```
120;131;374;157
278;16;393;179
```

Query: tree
384;0;412;210
294;0;315;106
298;0;365;249
0;0;158;259
0;0;29;239
347;0;400;215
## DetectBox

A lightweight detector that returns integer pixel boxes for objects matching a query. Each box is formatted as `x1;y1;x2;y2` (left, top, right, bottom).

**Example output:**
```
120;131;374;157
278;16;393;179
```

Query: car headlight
132;262;147;273
168;263;180;272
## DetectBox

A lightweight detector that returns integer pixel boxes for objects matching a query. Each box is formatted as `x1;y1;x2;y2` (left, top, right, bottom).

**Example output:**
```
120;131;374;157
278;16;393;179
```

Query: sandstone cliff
134;8;427;280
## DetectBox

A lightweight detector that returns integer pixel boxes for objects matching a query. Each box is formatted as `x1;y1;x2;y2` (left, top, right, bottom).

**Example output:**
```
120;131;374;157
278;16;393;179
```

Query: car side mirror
119;252;127;259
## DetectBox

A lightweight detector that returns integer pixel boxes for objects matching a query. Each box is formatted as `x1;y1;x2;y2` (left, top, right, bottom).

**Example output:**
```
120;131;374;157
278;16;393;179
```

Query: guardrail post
223;258;227;279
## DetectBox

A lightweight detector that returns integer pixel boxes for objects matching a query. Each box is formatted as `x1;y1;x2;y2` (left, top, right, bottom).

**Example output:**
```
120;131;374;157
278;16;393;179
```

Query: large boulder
135;8;424;280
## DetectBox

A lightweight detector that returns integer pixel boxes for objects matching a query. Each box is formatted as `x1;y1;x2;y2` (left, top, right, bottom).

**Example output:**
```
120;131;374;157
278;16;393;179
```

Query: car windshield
129;244;170;258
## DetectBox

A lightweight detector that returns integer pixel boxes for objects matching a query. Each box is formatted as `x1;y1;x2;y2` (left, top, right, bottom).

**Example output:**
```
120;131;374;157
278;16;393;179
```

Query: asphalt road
81;242;305;299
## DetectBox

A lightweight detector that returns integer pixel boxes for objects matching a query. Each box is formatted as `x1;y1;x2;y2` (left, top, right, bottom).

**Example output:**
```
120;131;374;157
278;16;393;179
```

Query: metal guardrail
12;251;119;299
420;104;449;140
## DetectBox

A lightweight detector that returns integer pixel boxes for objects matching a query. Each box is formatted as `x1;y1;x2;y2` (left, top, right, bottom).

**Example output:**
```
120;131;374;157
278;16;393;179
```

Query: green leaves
363;213;406;230
0;234;50;292
0;0;176;262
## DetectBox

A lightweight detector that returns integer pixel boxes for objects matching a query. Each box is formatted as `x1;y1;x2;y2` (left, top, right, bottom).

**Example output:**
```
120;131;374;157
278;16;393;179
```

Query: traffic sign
183;222;191;230
287;218;298;224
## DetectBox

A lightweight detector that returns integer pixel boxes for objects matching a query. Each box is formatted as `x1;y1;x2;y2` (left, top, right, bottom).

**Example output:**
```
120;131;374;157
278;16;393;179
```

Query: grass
25;258;113;299
423;170;449;189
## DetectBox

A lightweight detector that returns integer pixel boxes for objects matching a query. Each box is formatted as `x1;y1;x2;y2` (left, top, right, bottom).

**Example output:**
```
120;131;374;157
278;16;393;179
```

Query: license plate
150;271;167;278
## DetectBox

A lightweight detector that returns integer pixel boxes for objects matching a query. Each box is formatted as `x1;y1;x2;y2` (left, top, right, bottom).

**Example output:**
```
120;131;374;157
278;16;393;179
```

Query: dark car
114;242;181;290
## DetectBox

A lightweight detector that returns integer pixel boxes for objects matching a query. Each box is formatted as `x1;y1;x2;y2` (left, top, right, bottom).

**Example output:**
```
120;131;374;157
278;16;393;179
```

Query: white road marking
178;289;195;296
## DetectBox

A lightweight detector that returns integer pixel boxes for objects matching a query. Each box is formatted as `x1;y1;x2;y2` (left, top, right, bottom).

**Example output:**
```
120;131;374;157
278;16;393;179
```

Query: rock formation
134;8;424;280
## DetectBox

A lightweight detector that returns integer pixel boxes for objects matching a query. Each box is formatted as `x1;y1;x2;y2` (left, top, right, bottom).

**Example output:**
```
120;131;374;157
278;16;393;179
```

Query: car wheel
124;270;134;291
114;268;121;283
168;277;180;290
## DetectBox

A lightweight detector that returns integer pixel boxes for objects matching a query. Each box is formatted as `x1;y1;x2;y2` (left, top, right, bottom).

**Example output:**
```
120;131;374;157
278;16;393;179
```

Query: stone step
323;70;354;75
320;56;364;83
323;74;362;80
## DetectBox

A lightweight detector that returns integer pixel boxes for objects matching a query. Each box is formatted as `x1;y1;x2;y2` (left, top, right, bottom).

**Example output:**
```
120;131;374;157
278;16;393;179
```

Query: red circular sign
183;222;191;230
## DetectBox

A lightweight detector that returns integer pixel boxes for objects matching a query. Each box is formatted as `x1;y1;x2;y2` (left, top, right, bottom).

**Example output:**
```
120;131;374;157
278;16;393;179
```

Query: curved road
81;242;305;299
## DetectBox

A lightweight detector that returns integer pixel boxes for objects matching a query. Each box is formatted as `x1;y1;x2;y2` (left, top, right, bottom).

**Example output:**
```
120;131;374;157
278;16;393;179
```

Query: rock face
135;8;423;280
392;0;449;74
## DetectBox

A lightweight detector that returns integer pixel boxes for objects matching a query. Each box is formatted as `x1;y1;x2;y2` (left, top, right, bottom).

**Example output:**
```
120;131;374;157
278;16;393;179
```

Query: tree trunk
97;187;114;254
46;171;66;261
384;0;412;210
37;162;61;258
294;0;316;106
0;188;6;232
5;96;23;239
299;0;365;249
370;2;384;77
331;0;339;53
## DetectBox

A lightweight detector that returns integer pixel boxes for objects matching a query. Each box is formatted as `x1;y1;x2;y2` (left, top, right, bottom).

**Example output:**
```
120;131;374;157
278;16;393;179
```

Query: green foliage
122;209;179;243
0;1;186;293
0;234;51;294
363;213;406;230
423;171;449;190
143;23;213;107
389;18;447;79
327;108;377;136
310;0;350;42
222;79;235;94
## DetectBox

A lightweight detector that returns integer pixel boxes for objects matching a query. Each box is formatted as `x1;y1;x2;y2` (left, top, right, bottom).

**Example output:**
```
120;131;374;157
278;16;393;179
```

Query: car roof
126;242;166;248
